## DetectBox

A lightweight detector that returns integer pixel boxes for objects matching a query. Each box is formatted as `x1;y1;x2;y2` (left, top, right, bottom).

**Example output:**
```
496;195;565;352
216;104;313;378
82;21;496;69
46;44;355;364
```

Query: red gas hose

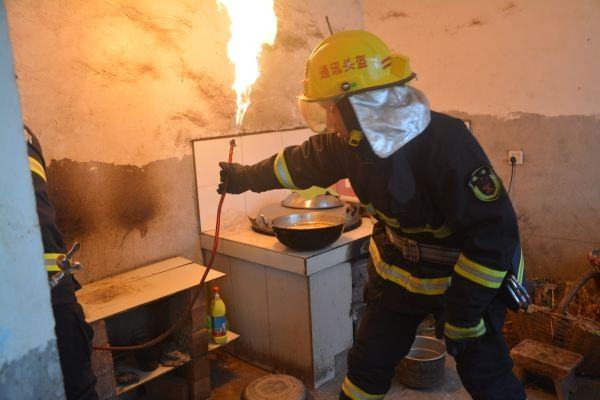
94;139;236;351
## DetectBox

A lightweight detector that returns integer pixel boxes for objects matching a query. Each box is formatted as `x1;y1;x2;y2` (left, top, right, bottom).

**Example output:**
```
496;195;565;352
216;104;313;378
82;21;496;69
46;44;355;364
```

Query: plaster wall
365;0;600;279
5;0;363;283
0;3;63;397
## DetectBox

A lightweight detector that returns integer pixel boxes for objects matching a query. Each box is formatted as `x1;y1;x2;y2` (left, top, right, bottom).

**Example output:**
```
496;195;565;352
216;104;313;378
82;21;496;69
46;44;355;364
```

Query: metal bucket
396;336;446;389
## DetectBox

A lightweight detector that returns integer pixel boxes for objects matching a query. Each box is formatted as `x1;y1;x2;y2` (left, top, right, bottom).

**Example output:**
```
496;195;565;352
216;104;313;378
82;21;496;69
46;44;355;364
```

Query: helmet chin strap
335;97;377;158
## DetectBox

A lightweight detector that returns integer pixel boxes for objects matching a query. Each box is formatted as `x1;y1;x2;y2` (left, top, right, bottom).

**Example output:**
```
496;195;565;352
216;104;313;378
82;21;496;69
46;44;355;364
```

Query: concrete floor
209;351;599;400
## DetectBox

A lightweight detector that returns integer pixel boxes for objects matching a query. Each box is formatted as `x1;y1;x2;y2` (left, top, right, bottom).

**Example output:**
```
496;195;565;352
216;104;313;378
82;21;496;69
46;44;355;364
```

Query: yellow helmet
299;30;415;102
298;30;415;133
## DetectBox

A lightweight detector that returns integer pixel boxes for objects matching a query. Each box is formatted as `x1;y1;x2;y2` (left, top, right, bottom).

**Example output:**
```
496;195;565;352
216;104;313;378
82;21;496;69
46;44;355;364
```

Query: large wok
269;212;345;251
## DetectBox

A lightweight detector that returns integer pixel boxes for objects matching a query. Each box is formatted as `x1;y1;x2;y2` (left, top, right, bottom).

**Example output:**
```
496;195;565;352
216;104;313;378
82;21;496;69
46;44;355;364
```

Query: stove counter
200;217;373;276
199;218;373;388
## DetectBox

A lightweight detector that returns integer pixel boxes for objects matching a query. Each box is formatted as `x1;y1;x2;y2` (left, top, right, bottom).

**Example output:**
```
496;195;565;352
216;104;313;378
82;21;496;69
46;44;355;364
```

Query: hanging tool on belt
505;273;531;311
49;242;82;289
385;226;531;311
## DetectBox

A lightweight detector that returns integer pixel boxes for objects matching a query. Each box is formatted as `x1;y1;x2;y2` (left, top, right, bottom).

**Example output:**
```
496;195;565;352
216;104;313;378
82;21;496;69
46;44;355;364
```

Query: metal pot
281;191;343;209
396;336;446;389
249;198;360;236
270;213;345;251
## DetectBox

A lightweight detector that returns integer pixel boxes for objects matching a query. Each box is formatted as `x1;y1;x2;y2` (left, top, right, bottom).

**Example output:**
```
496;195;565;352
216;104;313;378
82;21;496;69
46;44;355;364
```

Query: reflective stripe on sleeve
370;239;451;295
341;377;385;400
44;253;63;272
273;151;299;190
29;156;46;181
445;319;486;340
454;254;506;289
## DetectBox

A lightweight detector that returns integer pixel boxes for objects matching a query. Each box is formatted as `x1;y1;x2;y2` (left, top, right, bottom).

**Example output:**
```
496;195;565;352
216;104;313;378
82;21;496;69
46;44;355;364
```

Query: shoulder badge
468;166;502;202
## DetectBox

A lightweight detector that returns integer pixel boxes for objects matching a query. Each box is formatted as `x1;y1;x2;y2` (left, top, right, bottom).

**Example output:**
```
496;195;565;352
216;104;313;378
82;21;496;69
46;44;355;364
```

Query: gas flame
216;0;277;126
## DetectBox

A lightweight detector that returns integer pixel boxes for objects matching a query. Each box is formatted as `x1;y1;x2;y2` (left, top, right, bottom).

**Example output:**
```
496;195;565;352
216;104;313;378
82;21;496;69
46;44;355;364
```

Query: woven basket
511;263;600;376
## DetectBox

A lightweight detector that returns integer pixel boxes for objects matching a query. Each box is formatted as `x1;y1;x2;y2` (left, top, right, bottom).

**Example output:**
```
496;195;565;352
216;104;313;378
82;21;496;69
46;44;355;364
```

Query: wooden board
510;339;583;379
115;360;177;395
208;331;240;352
77;257;224;323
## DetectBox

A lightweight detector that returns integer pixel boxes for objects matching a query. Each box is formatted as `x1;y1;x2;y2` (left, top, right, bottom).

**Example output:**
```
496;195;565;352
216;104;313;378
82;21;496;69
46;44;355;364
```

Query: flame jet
217;0;277;126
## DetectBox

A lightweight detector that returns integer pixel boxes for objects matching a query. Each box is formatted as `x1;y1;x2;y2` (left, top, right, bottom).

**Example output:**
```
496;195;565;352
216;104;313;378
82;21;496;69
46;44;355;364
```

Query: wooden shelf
78;257;225;323
115;359;179;395
81;257;226;399
208;331;240;352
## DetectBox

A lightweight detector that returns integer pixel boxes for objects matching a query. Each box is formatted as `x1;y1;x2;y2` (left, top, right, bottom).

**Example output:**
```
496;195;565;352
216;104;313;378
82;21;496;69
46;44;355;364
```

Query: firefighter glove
218;162;250;194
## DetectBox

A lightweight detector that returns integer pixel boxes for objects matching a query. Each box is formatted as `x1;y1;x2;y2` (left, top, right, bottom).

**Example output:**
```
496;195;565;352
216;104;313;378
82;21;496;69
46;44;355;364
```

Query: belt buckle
402;239;420;262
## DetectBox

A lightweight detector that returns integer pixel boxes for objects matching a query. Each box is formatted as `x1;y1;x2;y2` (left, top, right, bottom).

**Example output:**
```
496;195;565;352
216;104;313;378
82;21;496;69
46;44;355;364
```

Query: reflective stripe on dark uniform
25;126;98;400
239;112;526;399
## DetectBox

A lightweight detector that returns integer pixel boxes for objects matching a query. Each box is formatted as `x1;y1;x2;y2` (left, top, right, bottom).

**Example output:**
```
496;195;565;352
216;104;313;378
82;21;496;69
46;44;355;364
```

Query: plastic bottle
210;286;228;344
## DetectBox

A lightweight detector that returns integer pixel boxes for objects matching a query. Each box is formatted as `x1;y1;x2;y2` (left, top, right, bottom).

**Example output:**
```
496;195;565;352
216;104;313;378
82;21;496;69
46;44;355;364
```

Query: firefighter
25;125;98;400
218;30;526;399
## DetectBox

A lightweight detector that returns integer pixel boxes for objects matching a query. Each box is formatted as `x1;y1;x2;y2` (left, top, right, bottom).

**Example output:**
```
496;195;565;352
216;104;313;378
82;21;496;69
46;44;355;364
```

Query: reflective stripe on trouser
45;253;64;272
273;151;299;190
453;254;507;289
341;377;384;400
369;239;451;295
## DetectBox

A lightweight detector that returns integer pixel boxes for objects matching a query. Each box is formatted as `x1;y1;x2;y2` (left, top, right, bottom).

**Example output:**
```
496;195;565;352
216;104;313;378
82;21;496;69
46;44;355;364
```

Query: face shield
348;85;431;158
298;97;340;134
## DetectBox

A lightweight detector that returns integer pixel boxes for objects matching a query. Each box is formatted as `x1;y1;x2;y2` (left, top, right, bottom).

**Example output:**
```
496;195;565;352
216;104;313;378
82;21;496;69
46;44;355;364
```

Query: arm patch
468;166;502;202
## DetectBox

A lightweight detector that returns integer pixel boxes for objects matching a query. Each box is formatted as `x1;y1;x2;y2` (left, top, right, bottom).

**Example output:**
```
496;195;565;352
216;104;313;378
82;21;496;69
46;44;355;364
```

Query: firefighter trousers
340;301;526;400
53;301;99;400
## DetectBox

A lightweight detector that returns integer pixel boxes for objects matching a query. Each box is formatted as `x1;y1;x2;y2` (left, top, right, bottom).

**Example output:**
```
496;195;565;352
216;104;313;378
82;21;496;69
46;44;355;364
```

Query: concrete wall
5;0;596;284
0;3;64;398
5;0;363;283
365;0;600;280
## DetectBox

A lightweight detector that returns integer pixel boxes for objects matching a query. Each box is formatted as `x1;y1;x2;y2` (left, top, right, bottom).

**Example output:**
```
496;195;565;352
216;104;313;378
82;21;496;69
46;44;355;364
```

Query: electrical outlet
508;150;524;165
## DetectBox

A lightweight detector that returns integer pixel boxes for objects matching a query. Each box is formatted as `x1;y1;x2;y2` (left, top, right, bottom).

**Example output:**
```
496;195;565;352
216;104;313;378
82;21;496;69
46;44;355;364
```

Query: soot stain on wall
46;159;98;239
45;156;200;283
47;160;160;241
105;165;159;239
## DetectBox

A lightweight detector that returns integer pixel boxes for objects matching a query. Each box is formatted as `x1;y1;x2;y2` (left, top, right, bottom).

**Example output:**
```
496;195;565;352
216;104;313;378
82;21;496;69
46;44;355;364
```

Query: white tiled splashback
193;128;313;233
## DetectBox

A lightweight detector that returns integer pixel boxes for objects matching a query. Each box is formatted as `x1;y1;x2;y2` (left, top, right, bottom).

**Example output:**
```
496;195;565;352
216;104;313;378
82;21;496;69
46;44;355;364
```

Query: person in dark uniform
25;125;98;400
218;31;526;400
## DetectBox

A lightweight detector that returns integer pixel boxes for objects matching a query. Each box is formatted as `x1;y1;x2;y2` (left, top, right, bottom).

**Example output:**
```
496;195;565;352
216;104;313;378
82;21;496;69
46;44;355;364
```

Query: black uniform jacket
25;126;78;305
242;112;523;340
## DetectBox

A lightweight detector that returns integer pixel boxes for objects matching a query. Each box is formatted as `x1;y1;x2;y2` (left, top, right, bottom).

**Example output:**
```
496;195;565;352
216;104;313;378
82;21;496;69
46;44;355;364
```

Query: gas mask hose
94;139;236;351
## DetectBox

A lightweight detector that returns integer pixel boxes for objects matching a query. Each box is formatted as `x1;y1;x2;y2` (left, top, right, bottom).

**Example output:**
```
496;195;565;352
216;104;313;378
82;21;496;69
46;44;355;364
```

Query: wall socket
508;150;524;165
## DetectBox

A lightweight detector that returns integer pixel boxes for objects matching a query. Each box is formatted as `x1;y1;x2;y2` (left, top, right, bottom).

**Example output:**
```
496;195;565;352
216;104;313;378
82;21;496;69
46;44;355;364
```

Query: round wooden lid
242;374;306;400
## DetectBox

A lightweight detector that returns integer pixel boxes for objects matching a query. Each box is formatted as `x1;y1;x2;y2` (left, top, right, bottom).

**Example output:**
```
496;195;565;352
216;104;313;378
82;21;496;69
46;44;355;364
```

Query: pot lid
282;191;343;209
